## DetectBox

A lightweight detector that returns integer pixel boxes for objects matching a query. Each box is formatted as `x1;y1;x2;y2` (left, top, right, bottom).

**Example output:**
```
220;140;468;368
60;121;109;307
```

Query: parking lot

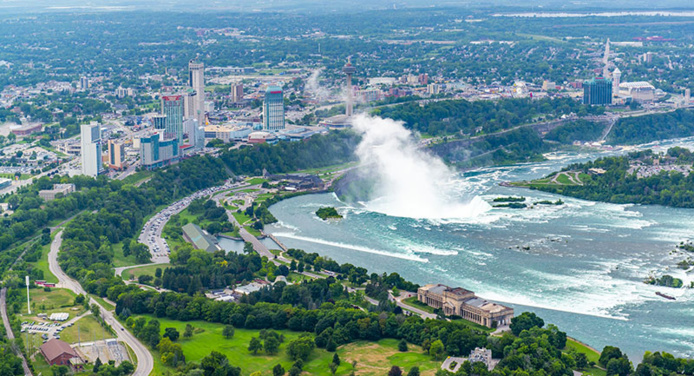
137;179;238;262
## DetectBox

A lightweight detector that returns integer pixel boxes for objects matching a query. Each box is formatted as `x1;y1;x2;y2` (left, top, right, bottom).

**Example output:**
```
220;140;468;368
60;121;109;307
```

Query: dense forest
528;148;694;208
545;120;605;144
609;109;694;145
219;131;359;176
375;97;603;137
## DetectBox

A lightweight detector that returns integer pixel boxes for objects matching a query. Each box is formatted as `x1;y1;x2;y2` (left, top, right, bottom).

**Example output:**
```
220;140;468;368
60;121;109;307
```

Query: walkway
49;231;153;376
0;288;33;376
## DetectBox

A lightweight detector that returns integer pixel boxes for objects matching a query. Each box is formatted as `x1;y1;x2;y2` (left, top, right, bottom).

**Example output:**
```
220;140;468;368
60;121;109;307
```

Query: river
265;137;694;362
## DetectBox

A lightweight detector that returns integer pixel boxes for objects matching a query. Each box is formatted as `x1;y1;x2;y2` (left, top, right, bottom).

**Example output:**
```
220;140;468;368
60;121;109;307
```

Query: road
0;288;33;376
49;231;154;376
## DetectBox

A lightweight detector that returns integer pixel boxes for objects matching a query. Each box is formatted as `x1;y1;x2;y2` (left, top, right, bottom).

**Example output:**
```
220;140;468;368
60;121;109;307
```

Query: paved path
0;288;33;376
49;231;153;376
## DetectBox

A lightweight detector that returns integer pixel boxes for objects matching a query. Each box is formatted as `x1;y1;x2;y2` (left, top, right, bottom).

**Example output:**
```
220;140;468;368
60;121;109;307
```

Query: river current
265;137;694;361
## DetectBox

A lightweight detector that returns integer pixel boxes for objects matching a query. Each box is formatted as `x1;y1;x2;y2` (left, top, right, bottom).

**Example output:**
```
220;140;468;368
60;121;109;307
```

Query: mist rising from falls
351;114;491;219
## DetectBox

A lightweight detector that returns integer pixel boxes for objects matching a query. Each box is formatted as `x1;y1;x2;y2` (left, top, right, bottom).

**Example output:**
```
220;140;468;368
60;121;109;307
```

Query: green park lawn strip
31;241;58;284
90;295;115;312
402;296;435;314
246;178;269;185
255;193;273;203
121;264;170;282
565;337;601;364
112;242;141;268
244;226;263;238
287;272;311;283
232;212;253;225
240;188;259;193
556;173;573;185
131;315;438;376
60;314;114;344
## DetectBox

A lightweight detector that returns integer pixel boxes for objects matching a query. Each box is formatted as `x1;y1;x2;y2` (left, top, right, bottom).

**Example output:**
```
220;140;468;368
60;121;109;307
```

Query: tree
575;353;589;369
429;340;445;360
264;336;280;355
164;327;180;341
273;364;285;376
287;335;315;361
326;337;337;352
184;324;194;338
51;365;69;376
607;357;633;376
93;358;102;373
201;351;241;376
249;337;263;355
329;362;338;375
407;366;420;376
223;325;235;339
388;366;403;376
398;339;408;352
510;312;544;336
600;346;625;367
332;353;340;366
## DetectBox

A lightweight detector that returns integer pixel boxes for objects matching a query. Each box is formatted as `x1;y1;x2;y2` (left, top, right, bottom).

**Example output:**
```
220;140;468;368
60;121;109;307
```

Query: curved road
49;231;153;376
0;288;33;375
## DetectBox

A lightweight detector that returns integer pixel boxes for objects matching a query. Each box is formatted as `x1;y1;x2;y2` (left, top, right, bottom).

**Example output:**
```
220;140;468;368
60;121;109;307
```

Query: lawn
402;297;435;314
112;242;141;268
31;240;58;284
287;272;311;283
244;226;262;238
60;314;114;344
91;295;116;312
130;315;439;376
233;212;253;226
121;264;169;281
240;188;259;193
254;193;273;203
246;178;269;185
565;337;601;363
23;288;80;316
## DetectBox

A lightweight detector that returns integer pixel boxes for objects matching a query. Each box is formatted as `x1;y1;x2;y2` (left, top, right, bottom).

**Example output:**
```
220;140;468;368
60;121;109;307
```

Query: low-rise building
182;223;220;253
39;184;76;201
40;339;82;367
417;284;513;328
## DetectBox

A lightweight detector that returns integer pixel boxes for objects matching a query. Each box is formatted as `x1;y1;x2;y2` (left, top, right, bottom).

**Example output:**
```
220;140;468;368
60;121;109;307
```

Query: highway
49;231;154;376
0;288;33;376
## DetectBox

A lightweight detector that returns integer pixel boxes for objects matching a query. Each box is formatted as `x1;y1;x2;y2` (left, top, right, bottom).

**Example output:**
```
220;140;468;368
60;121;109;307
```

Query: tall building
602;39;611;79
140;134;180;170
612;67;621;99
183;90;197;120
686;88;691;103
80;122;103;177
189;60;205;126
108;139;125;170
152;114;166;130
79;76;89;91
263;87;285;131
162;95;184;145
342;60;357;117
231;83;244;103
583;78;613;106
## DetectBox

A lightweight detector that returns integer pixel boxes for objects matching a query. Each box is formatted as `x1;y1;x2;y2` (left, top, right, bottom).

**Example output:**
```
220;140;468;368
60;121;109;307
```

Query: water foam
351;114;491;219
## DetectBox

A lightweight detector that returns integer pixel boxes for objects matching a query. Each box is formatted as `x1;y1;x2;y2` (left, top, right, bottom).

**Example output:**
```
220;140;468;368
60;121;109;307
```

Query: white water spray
352;114;491;219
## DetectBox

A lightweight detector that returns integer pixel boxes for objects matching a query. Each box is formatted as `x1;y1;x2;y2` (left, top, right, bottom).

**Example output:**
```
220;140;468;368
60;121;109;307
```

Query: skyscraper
612;67;621;99
162;95;184;145
342;60;357;117
108;139;125;170
189;60;205;126
80;122;103;177
583;78;613;106
231;83;244;103
152;114;166;130
263;86;285;131
140;134;180;170
79;76;89;91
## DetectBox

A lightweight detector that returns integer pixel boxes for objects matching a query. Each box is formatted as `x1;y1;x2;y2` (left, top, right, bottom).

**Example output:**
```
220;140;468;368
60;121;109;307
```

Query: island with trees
315;207;343;220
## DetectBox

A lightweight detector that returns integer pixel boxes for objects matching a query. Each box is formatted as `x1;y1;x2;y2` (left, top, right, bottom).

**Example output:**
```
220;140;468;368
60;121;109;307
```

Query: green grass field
22;288;86;321
556;173;573;185
31;240;58;284
112;242;141;268
60;314;114;344
402;297;435;314
121;264;169;281
90;295;115;312
233;212;253;226
244;226;262;237
246;178;269;185
254;193;273;203
130;315;439;376
564;338;605;376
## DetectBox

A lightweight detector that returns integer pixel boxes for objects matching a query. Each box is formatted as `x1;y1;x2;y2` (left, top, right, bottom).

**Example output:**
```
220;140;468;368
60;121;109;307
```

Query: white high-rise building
612;67;621;99
80;122;103;177
189;60;205;126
